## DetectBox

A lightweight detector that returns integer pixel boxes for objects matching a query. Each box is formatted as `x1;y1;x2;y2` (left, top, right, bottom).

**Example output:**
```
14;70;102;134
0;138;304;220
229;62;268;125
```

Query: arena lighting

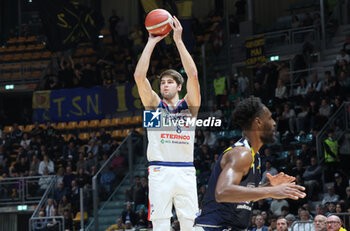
98;35;104;38
5;84;14;90
17;205;28;211
270;55;279;61
28;0;32;2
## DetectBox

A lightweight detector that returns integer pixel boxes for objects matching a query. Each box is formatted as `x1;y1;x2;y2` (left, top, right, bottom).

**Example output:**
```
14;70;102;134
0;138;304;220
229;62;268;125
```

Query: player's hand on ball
170;16;183;43
148;32;169;44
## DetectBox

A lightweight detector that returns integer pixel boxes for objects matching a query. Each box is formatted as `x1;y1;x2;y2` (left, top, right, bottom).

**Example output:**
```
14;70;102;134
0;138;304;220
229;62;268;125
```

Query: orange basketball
145;9;173;36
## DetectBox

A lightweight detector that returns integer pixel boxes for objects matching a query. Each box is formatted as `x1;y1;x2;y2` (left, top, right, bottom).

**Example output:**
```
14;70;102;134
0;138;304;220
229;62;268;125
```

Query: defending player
195;96;306;231
134;16;200;231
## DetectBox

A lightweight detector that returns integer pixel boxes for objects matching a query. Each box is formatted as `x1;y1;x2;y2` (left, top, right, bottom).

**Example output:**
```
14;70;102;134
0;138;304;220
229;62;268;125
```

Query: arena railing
86;132;146;231
291;220;313;231
28;176;60;231
0;175;54;206
316;101;350;184
29;216;64;231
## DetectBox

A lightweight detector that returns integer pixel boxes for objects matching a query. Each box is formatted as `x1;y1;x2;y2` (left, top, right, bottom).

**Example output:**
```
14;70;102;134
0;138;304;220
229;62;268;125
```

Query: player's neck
163;95;180;107
242;131;263;153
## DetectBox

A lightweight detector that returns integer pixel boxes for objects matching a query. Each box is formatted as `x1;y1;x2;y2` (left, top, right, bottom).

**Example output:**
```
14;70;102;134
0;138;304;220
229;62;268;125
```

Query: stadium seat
24;124;34;133
17;37;25;43
100;118;111;128
1;73;12;80
30;71;42;79
16;45;26;52
32;52;41;59
12;54;23;61
39;124;47;130
56;122;67;130
67;121;78;130
7;46;17;52
121;116;132;125
88;119;99;128
25;36;37;43
135;127;143;134
62;134;72;142
111;118;121;127
41;51;52;59
79;133;90;141
111;130;122;138
77;120;88;130
122;129;131;137
131;115;142;125
3;126;14;133
12;72;22;80
22;53;33;60
25;44;36;51
18;125;24;131
73;211;88;222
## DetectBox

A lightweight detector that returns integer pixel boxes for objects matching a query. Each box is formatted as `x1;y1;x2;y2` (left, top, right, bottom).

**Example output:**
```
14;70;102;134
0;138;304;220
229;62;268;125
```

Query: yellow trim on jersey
223;146;232;153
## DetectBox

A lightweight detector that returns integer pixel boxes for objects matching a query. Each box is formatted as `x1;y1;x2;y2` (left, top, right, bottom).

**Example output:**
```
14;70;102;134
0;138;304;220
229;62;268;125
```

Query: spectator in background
270;199;289;216
322;186;340;205
45;198;56;217
295;78;309;103
122;202;137;226
285;214;296;230
135;208;148;229
38;168;51;194
275;79;288;102
292;16;300;28
57;195;71;216
323;129;340;182
109;10;119;45
276;217;288;231
281;103;296;136
106;218;125;231
30;154;40;174
335;202;346;213
203;130;217;150
63;166;76;189
302;12;313;27
261;161;278;184
335;49;350;75
314;215;327;231
293;209;313;231
252;215;268;231
34;210;47;231
63;209;73;231
237;72;249;97
325;215;344;231
333;173;347;200
38;155;54;175
296;104;309;134
303;156;322;200
54;181;67;203
20;133;31;150
307;73;322;100
345;187;350;208
115;16;130;48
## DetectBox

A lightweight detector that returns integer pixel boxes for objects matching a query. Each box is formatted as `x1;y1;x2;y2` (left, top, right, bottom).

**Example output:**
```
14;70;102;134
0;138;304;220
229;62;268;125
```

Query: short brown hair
158;69;184;86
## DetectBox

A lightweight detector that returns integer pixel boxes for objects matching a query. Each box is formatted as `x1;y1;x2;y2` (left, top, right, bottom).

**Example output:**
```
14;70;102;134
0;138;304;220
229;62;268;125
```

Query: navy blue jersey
195;138;261;230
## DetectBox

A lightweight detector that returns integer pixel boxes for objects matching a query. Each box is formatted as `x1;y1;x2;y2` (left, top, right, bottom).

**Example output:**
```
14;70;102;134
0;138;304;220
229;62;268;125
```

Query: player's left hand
267;172;295;186
170;16;182;43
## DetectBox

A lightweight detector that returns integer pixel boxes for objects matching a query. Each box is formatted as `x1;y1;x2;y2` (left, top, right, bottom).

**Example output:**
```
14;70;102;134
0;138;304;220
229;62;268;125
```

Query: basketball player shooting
134;16;200;231
194;97;306;231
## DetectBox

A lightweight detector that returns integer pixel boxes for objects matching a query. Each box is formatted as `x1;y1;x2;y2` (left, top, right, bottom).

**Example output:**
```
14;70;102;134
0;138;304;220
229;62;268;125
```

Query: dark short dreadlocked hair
232;96;265;130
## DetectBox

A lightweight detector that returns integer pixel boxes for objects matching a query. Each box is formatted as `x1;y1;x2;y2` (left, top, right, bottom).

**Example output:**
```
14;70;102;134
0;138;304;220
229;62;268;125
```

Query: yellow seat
62;134;72;142
111;118;121;127
77;120;88;129
67;121;78;130
1;73;12;80
18;125;24;131
121;116;132;125
100;119;111;128
73;211;88;222
3;126;14;133
25;36;37;42
56;122;67;130
88;119;99;128
121;129;131;137
131;115;142;125
79;133;90;141
39;124;47;130
111;130;122;138
135;127;143;134
24;124;34;133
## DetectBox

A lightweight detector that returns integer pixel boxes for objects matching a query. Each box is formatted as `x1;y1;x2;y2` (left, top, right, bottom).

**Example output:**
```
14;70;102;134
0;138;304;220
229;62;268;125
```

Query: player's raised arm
134;33;168;109
215;147;306;203
171;16;201;115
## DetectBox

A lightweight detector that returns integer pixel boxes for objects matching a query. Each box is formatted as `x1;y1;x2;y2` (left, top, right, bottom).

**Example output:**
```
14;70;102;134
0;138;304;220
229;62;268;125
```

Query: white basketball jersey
147;99;195;162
